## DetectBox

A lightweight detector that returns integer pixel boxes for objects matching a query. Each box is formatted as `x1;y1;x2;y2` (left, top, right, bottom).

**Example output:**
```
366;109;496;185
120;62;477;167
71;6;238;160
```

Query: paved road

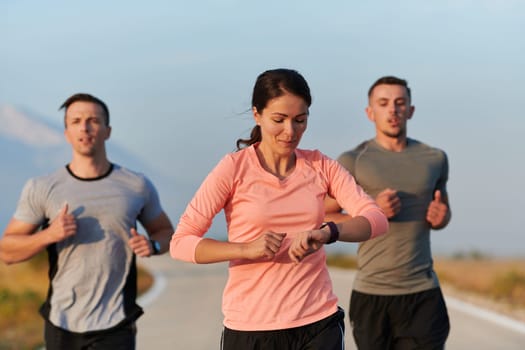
137;255;525;349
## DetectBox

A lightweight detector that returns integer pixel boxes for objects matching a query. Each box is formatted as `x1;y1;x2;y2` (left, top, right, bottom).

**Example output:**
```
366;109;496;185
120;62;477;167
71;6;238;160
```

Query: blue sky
2;0;524;256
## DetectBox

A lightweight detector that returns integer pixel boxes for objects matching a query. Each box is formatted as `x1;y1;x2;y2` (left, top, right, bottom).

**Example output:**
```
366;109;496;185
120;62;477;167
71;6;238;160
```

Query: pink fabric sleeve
170;155;234;263
170;232;202;263
323;155;388;238
360;210;389;239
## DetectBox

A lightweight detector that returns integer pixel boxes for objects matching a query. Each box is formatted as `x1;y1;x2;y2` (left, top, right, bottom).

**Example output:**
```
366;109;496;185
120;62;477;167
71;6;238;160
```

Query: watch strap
320;221;339;244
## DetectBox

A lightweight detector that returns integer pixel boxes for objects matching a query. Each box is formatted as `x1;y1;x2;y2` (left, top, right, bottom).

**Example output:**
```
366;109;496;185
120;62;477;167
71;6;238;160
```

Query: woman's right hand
242;232;286;260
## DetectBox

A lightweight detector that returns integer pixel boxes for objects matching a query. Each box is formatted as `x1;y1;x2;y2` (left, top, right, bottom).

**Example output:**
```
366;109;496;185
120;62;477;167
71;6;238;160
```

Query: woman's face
253;92;309;157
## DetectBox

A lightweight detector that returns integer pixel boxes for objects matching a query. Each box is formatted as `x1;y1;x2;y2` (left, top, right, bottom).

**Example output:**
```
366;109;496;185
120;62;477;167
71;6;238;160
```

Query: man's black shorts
44;319;136;350
349;288;450;350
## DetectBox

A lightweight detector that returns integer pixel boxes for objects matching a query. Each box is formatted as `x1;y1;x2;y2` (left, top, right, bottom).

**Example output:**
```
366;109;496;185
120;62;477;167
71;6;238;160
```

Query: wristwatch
149;239;161;255
320;221;339;244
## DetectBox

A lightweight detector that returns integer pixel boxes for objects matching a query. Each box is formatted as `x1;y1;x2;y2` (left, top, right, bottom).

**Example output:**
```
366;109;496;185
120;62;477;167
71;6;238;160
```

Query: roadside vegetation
327;252;525;320
433;254;525;313
0;251;153;350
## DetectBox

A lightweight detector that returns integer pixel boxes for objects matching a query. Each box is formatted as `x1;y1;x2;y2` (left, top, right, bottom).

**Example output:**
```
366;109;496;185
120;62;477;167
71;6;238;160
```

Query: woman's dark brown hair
236;69;312;150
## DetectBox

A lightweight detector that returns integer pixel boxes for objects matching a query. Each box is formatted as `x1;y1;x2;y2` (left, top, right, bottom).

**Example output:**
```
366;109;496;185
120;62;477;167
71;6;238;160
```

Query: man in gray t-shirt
0;93;174;350
325;76;451;349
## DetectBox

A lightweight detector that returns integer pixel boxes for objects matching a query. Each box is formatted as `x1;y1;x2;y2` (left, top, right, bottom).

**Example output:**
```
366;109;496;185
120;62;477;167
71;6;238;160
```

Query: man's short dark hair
368;76;411;101
60;93;110;127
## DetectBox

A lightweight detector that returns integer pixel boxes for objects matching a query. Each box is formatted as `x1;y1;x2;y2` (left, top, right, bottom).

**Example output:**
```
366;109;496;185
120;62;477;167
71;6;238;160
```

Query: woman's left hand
288;229;327;263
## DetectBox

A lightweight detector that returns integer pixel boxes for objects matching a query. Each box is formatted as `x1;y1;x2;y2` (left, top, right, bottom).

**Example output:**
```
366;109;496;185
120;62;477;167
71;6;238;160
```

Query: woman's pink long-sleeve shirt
170;145;387;331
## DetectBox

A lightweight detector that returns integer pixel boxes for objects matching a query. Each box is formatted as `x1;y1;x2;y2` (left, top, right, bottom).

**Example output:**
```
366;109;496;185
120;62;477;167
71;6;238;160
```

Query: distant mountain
0;104;190;233
0;105;64;147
